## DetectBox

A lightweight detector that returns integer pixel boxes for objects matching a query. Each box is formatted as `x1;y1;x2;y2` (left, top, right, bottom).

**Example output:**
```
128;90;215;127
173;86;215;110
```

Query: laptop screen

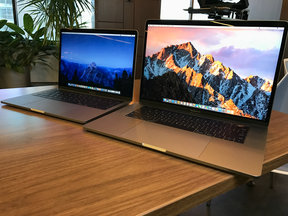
141;20;287;123
59;29;137;98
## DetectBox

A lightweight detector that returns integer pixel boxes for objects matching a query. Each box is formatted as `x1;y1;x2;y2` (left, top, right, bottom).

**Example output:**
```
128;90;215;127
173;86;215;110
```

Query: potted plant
18;0;93;46
0;13;56;88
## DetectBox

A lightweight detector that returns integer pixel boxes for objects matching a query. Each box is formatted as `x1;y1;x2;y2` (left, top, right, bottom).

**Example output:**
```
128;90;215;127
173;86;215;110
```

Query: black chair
184;0;249;20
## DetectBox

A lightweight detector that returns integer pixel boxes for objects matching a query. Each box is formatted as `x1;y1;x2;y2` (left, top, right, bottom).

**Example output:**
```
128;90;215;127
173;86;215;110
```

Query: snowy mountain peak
209;61;223;76
154;42;199;62
165;54;181;73
261;79;273;92
177;42;195;55
205;54;214;63
90;62;97;69
245;75;273;92
209;60;234;79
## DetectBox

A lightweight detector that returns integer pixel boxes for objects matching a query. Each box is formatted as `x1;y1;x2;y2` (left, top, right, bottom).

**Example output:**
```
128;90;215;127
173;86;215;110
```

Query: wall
280;0;288;20
30;56;59;83
247;0;283;20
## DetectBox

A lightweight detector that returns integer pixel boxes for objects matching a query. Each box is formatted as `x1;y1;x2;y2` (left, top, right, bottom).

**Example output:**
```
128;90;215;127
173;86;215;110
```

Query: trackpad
121;121;212;158
26;99;78;114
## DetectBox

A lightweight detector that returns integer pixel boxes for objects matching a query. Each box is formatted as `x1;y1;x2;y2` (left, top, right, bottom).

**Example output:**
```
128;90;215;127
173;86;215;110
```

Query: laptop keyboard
33;89;123;110
125;106;249;143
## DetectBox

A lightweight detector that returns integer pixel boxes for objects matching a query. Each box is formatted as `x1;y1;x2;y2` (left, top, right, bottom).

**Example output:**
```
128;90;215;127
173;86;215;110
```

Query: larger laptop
84;20;288;176
1;28;138;123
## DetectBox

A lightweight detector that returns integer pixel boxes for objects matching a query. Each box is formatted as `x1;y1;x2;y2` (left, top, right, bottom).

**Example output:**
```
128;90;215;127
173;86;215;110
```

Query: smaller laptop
1;28;138;123
84;20;288;176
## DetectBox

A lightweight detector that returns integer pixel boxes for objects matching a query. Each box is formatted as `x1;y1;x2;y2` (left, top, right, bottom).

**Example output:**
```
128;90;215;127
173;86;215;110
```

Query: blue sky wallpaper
61;33;136;69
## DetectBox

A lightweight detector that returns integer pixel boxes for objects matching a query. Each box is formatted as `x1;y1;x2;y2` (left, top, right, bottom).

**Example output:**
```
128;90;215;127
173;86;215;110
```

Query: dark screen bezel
58;28;138;100
140;19;288;127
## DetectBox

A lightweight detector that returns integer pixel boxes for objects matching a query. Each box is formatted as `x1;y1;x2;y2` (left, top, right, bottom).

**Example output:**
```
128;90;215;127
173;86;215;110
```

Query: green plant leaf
6;23;25;35
16;52;26;61
18;0;93;44
5;63;12;70
12;66;25;73
33;27;45;40
0;19;7;29
23;13;34;34
7;37;22;48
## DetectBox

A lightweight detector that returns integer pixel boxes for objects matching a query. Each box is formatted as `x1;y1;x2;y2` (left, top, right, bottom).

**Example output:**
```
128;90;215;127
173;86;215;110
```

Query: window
191;0;211;20
0;0;14;23
4;0;95;28
160;0;192;20
160;0;210;20
80;0;95;28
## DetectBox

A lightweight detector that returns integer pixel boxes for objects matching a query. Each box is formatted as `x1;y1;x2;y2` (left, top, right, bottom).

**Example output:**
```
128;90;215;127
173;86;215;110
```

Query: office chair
185;0;249;20
270;58;288;188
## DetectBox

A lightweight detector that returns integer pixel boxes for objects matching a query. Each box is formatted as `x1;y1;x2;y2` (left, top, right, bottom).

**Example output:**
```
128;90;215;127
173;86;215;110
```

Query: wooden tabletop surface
1;81;288;216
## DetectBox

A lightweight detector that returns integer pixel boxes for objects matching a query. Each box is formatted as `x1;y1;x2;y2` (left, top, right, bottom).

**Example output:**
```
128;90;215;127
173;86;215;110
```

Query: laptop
1;28;138;123
84;20;288;176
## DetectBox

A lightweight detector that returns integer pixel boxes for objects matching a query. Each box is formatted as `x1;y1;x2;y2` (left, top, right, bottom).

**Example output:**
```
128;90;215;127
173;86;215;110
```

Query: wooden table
1;83;288;216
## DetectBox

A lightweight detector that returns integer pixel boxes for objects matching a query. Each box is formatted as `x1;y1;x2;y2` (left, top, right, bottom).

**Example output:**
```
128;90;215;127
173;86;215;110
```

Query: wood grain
1;83;288;215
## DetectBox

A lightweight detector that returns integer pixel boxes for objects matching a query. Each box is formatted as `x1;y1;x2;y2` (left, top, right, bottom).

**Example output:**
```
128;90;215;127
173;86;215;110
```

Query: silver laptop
84;20;288;176
1;28;138;123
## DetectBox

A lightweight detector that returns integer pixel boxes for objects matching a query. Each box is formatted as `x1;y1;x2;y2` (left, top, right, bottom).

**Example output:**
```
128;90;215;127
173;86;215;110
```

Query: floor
180;172;288;216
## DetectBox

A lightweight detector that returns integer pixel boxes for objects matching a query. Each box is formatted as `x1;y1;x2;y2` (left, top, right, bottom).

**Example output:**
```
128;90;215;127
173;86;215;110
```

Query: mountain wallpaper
59;33;136;97
142;41;274;120
141;25;284;121
59;59;133;97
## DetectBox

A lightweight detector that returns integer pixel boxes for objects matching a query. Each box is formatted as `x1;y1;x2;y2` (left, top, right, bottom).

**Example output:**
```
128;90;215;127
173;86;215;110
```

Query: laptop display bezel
139;19;288;127
58;28;138;101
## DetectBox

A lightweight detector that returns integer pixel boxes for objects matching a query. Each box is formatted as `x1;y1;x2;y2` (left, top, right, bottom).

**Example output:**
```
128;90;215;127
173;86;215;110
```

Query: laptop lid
140;20;288;127
58;28;138;100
